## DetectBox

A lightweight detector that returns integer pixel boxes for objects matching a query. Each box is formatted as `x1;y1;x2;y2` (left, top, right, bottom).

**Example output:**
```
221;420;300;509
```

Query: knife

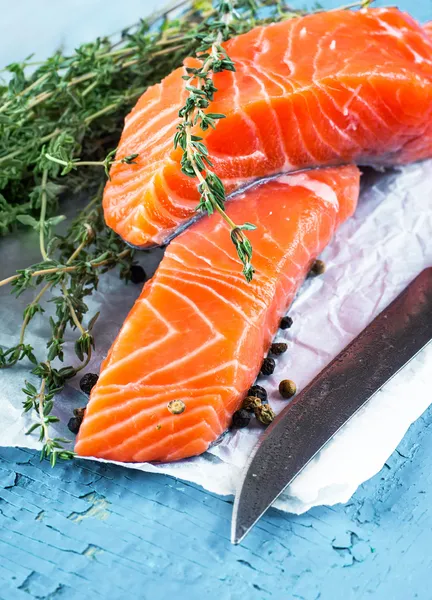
232;267;432;544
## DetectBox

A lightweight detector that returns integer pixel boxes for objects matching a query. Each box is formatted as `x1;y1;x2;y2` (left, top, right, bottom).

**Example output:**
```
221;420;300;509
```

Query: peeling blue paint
1;404;432;599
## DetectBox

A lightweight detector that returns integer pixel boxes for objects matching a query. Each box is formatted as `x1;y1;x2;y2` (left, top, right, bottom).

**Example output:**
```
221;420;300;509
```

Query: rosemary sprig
175;0;256;282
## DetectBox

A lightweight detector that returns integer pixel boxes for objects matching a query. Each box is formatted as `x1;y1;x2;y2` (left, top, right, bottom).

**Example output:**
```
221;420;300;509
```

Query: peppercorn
232;409;251;429
246;385;268;404
130;264;147;284
260;357;275;376
279;379;297;399
309;259;326;277
280;316;293;330
270;342;288;355
67;417;81;435
254;404;276;425
79;373;99;395
242;396;262;412
167;400;186;414
73;407;86;421
68;406;86;434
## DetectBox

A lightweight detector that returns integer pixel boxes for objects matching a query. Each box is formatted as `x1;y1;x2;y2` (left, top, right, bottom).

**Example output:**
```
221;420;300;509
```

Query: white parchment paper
1;161;431;514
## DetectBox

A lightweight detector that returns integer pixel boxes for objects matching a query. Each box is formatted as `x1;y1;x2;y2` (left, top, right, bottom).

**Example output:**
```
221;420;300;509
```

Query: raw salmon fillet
75;165;360;463
103;7;432;247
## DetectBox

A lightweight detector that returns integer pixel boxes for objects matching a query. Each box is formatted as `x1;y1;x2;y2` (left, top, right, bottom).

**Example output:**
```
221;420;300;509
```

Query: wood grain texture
1;403;432;599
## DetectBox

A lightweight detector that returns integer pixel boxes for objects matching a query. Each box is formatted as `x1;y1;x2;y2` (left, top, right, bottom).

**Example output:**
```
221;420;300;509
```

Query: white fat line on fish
86;394;231;439
125;164;355;250
95;405;223;458
341;84;363;116
160;265;268;311
277;173;340;209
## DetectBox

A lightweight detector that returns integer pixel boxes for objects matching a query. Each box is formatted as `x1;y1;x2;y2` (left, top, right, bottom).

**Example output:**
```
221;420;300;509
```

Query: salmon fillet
103;7;432;247
75;165;360;463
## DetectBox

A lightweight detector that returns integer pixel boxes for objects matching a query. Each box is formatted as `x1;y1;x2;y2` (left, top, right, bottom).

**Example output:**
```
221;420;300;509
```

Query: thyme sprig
0;0;374;463
175;0;256;282
1;182;135;463
45;150;139;178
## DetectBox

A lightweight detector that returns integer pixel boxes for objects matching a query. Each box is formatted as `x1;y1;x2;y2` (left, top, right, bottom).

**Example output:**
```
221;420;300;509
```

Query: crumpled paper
1;161;431;514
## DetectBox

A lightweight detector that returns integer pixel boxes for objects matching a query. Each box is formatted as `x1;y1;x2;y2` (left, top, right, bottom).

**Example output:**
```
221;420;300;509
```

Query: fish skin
103;8;432;248
75;165;360;463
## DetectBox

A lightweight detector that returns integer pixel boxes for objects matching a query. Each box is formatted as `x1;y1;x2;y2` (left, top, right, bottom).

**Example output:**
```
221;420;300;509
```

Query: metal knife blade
232;268;432;544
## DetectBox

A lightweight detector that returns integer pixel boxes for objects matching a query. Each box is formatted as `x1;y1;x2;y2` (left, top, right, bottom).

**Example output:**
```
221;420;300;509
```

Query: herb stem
25;43;183;114
83;91;142;125
37;376;50;442
0;129;61;166
67;231;92;263
45;154;104;168
27;72;95;110
74;349;92;373
0;72;51;114
39;170;49;261
81;80;99;98
1;282;52;369
0;249;132;288
327;0;374;11
61;283;86;335
186;131;236;231
176;1;255;281
19;283;51;345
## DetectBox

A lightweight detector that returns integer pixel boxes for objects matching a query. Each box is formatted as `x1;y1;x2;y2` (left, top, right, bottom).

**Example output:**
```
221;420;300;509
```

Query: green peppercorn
261;357;275;376
280;316;293;330
247;385;267;403
242;396;262;411
254;404;276;425
167;400;186;414
79;373;99;395
270;342;288;355
279;379;297;399
232;409;251;429
309;259;326;276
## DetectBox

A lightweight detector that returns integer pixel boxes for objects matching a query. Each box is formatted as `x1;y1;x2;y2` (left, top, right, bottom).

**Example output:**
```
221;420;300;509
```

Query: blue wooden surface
1;2;432;599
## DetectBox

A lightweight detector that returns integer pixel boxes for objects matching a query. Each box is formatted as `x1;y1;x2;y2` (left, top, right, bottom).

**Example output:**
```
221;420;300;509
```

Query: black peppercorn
280;316;293;330
67;417;81;435
232;409;251;429
130;264;147;284
309;259;326;277
68;406;86;434
73;407;86;420
270;342;288;355
246;385;268;404
260;357;275;376
79;373;99;395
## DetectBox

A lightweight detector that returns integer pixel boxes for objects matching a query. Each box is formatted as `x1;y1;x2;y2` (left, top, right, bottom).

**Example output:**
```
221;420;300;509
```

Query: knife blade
232;267;432;544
